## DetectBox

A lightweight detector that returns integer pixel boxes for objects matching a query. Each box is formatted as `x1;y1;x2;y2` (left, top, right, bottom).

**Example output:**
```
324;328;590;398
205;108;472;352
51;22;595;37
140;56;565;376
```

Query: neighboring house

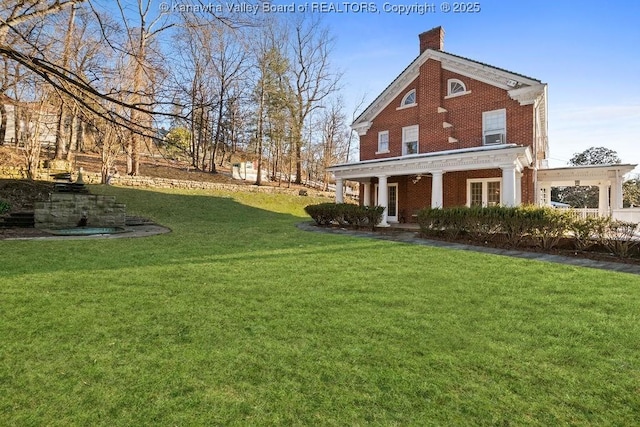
328;27;636;225
0;94;57;147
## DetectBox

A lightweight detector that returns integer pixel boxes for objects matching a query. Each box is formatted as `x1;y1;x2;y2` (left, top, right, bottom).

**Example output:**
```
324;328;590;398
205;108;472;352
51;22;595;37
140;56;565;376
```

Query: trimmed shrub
529;207;573;250
569;216;608;251
417;205;573;249
304;203;338;226
305;203;384;230
602;220;639;258
361;205;385;230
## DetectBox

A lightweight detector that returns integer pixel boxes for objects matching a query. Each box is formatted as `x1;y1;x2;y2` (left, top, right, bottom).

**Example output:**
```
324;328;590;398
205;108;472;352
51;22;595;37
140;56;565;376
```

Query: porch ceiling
327;144;533;180
537;164;637;187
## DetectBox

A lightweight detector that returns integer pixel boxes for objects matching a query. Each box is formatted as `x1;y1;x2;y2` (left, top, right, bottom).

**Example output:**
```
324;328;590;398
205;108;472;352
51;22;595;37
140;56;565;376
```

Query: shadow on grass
1;185;386;278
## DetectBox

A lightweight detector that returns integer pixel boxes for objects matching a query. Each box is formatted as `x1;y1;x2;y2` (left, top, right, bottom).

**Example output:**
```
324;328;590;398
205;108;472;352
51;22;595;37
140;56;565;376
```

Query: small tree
556;147;622;207
623;177;640;207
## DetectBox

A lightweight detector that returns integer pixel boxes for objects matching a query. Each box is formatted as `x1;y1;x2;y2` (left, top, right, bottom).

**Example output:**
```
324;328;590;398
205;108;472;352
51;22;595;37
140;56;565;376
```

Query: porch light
574;180;580;186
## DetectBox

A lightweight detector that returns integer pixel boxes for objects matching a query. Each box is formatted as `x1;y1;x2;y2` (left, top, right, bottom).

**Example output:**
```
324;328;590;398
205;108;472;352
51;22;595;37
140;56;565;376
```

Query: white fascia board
433;51;541;89
351;49;544;129
537;164;637;186
328;145;533;180
352;62;421;127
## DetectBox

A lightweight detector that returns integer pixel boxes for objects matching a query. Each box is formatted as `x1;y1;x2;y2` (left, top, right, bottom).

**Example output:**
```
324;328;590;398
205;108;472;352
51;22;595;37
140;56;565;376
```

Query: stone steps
1;211;35;228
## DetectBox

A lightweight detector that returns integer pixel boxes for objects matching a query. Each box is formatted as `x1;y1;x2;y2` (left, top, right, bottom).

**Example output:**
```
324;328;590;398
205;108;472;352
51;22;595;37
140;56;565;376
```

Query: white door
375;183;399;223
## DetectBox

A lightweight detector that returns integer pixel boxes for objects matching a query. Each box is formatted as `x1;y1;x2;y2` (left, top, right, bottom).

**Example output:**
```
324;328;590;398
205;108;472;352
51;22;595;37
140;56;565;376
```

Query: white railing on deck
555;207;602;219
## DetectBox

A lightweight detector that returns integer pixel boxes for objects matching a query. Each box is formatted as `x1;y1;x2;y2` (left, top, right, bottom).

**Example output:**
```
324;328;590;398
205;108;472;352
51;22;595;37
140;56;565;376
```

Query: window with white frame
400;89;416;107
482;109;506;145
402;125;419;155
468;178;501;207
377;131;389;153
447;79;466;96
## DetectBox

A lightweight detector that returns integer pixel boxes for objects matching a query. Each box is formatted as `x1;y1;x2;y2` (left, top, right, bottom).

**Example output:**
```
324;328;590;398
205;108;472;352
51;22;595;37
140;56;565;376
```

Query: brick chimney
419;26;444;53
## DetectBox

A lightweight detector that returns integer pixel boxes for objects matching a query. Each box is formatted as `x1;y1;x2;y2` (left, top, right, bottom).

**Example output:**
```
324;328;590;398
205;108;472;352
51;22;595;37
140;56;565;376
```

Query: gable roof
352;48;546;134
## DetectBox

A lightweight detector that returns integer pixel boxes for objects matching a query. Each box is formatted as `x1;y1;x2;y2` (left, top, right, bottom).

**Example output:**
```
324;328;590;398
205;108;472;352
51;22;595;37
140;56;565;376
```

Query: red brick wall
360;76;420;161
360;61;535;160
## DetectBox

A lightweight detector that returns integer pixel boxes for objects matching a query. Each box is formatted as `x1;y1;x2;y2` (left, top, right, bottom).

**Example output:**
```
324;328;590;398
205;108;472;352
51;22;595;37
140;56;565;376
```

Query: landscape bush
568;216;608;251
416;205;639;258
305;203;384;230
602;220;639;258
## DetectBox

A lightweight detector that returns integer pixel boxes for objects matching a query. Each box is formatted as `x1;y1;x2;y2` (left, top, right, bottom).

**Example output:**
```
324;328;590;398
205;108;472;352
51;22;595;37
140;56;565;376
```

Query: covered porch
327;144;533;227
537;164;637;218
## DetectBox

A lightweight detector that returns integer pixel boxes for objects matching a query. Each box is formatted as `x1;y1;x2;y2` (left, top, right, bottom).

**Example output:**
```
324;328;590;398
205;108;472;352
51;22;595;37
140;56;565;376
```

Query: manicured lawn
2;185;640;425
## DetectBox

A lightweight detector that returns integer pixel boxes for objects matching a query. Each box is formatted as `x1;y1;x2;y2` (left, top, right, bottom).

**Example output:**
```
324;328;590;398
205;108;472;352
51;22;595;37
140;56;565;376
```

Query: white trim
444;90;472;100
351;48;543;131
399;89;416;108
328;145;533;181
446;78;469;98
467;178;501;207
396;103;417;111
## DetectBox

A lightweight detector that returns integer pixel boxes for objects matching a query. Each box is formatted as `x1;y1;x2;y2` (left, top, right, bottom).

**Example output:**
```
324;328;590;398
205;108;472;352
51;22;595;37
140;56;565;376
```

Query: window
377;131;389;153
400;89;416;108
447;79;466;96
483;109;506;145
402;125;418;155
468;179;501;207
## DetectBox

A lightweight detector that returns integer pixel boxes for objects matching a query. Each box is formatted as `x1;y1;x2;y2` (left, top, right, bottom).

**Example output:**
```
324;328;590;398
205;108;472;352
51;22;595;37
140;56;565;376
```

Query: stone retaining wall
0;166;334;197
34;193;126;230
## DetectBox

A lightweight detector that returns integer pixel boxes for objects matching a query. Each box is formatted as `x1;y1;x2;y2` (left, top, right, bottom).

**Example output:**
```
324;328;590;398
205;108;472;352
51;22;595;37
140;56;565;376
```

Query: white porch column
377;175;389;227
335;178;344;204
363;182;371;207
540;185;552;206
612;174;624;210
515;172;522;206
598;184;610;217
501;165;517;207
431;170;443;208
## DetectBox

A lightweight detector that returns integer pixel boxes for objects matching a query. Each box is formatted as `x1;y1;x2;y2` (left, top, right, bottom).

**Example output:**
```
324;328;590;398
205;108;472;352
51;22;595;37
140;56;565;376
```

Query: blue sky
311;0;640;172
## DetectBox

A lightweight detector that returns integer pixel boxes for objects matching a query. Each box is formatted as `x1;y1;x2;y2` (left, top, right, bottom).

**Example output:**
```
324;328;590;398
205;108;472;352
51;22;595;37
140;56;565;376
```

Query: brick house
327;27;636;225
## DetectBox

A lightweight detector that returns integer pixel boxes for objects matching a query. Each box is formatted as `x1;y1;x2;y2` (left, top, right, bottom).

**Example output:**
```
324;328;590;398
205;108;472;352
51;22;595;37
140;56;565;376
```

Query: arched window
401;89;416;107
448;79;467;96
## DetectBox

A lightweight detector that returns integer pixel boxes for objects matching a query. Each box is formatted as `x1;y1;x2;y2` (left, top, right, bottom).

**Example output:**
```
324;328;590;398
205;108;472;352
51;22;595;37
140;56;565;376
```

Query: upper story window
445;79;471;99
377;131;389;153
448;79;466;96
482;109;506;145
402;125;419;155
399;89;416;108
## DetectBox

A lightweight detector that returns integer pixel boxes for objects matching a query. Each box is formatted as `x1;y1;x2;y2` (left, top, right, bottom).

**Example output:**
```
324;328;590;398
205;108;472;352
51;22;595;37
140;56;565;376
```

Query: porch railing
555;207;602;219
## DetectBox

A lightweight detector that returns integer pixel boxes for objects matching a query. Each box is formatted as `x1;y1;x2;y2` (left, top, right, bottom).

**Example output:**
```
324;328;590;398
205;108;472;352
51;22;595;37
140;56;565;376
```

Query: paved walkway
3;224;171;241
297;222;640;275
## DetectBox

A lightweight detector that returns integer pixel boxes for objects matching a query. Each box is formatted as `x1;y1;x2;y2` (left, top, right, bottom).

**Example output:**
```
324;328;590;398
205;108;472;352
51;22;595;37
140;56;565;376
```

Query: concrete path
297;222;640;275
3;224;170;241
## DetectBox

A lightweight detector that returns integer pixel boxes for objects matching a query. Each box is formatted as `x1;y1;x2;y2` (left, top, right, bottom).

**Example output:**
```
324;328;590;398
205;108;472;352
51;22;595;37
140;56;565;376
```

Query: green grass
2;185;640;425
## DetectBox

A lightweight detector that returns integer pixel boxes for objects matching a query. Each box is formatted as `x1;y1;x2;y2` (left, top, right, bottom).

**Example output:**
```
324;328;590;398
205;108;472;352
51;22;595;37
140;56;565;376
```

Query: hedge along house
327;27;636;226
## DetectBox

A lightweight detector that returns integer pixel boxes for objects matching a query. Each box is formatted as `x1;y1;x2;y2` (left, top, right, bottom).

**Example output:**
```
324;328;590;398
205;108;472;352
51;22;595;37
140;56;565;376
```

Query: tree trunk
0;102;6;145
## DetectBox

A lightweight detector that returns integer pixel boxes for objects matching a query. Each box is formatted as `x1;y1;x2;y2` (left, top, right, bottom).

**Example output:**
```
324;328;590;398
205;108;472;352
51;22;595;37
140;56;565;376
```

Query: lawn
2;185;640;425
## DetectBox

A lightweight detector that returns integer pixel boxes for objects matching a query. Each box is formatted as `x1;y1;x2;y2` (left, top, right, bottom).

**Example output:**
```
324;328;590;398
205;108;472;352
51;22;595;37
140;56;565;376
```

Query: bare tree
285;14;340;184
318;96;349;190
